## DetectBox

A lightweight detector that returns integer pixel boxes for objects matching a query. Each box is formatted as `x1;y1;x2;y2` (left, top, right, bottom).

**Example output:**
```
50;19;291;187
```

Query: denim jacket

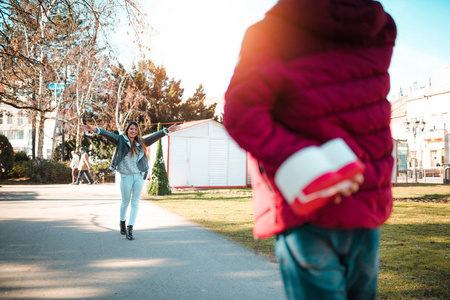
94;127;167;179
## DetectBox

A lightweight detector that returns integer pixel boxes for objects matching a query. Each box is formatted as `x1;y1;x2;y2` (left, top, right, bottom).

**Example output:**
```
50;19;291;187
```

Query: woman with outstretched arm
80;122;180;240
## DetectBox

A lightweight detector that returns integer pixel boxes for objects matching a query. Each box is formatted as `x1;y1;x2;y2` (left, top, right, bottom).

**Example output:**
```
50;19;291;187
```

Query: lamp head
404;120;410;131
419;120;426;131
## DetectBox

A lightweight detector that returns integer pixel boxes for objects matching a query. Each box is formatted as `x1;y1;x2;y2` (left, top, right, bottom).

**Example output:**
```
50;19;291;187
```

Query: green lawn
143;184;450;299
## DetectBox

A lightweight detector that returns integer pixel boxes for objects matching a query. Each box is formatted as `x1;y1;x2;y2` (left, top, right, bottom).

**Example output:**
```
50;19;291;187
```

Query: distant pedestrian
80;122;180;240
70;150;80;184
74;147;94;185
224;0;396;299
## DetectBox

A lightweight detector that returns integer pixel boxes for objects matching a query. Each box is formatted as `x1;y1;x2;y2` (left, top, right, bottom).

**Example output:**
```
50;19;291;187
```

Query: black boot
120;221;126;235
126;225;134;240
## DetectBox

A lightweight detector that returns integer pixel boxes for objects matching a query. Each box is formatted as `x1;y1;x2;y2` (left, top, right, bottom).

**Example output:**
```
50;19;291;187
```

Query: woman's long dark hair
124;121;147;157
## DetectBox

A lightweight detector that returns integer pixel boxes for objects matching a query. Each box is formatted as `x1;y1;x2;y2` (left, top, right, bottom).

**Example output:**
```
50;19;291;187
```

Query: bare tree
0;0;151;158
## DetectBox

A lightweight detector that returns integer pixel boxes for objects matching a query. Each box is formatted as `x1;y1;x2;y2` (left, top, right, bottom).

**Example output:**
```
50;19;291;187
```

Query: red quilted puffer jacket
224;0;397;239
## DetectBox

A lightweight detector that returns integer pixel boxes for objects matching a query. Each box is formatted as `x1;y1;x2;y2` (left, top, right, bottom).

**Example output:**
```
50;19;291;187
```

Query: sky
114;0;450;100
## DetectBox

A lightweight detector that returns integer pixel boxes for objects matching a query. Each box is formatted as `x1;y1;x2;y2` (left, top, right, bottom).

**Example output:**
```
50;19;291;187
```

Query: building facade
390;64;450;177
0;105;56;159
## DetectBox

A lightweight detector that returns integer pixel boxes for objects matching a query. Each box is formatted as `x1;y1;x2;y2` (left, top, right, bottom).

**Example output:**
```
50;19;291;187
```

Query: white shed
147;119;248;188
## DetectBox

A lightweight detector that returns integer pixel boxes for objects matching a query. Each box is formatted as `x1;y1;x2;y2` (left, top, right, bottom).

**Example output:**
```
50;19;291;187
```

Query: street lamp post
444;130;450;184
56;122;68;162
404;118;426;183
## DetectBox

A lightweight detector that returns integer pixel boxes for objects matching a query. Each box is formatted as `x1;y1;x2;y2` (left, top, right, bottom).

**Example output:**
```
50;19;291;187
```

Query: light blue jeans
275;224;380;300
120;173;145;226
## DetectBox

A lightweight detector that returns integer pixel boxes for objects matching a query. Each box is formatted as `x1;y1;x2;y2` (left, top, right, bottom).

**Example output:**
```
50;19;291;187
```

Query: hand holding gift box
275;139;365;216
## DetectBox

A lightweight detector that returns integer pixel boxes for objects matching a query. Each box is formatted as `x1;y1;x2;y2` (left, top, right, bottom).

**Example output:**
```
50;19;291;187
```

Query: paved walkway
0;184;285;300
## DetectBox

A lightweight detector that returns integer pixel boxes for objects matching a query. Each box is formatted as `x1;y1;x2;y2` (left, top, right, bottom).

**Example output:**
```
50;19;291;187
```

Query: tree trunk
36;111;46;159
116;72;129;134
76;116;83;151
51;93;63;159
31;111;36;161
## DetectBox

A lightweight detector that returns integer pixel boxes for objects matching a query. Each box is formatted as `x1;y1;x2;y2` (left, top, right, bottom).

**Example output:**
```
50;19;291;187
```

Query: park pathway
0;184;284;300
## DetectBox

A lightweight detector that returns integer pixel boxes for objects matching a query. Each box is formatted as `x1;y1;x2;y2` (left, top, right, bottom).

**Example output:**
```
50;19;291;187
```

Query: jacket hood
268;0;389;40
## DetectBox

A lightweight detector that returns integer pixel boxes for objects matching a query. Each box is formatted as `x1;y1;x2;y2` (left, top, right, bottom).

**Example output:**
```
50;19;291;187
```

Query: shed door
210;139;228;186
169;137;188;187
169;137;209;187
209;139;247;187
228;140;247;186
189;138;209;186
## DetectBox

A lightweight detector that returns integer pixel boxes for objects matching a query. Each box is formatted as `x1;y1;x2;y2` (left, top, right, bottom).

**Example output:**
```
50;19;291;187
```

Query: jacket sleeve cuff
93;127;101;135
274;138;365;216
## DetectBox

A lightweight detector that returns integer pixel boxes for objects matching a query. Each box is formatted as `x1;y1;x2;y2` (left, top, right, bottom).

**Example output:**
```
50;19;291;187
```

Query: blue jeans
275;224;380;300
120;173;145;226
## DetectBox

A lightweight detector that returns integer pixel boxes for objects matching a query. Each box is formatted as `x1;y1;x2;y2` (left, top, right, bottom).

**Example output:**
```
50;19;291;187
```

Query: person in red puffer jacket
224;0;397;299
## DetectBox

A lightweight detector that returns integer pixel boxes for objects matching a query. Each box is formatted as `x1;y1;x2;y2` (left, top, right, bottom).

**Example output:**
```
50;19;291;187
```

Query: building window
18;114;24;125
0;113;3;125
18;130;24;140
443;113;448;130
430;150;437;167
431;114;438;130
7;116;13;124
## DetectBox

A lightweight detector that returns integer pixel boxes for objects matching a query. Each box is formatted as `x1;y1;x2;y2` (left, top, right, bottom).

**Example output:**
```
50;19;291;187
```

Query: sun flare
141;0;274;97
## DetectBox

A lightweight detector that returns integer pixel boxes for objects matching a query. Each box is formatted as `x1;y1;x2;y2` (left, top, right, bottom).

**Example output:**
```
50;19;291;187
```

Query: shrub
147;123;171;196
30;160;71;183
14;152;31;163
9;159;71;184
91;160;111;174
9;161;34;178
0;134;14;179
